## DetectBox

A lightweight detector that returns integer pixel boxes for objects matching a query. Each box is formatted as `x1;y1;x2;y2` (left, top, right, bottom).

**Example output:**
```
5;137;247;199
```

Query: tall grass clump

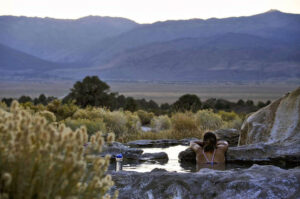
0;101;117;199
195;109;223;131
151;115;171;132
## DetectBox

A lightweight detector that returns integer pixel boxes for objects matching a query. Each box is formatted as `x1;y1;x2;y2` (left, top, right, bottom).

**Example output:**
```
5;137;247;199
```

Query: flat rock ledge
109;164;300;199
127;138;199;148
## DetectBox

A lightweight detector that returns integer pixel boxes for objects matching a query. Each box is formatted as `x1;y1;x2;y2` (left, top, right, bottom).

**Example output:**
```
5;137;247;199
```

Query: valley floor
0;80;298;103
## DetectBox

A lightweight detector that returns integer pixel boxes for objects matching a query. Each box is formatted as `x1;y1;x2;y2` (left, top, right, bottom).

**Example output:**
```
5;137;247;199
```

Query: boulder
239;87;300;145
214;128;240;147
110;165;300;199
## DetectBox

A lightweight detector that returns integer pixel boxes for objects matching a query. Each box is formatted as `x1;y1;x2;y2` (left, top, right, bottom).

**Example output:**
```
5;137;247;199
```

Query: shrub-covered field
2;99;244;142
0;101;117;199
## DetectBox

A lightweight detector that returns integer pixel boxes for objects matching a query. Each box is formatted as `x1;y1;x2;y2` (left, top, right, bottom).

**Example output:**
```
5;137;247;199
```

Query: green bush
136;110;154;125
222;118;243;129
195;109;223;131
218;110;239;121
0;101;117;199
65;118;107;136
125;111;141;134
72;107;107;120
46;100;78;121
151;115;171;132
37;110;56;123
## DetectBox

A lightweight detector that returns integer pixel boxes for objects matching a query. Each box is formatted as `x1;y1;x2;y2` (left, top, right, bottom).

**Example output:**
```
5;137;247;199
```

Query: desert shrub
222;118;243;129
136;110;154;125
0;101;117;199
37;110;56;123
65;118;107;136
0;101;8;111
171;112;202;139
125;111;141;134
72;107;107;120
195;109;223;131
47;99;78;121
151;115;171;132
218;111;243;129
20;101;46;112
103;111;128;139
218;110;239;122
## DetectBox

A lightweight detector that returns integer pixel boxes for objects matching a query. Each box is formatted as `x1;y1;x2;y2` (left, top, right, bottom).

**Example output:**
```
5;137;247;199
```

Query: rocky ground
109;165;300;199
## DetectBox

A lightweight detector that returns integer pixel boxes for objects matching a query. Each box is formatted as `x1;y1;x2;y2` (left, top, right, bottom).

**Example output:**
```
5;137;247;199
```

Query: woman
190;132;228;170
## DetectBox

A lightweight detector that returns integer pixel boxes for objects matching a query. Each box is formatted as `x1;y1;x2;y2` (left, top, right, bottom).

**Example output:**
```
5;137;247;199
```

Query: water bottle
115;154;123;171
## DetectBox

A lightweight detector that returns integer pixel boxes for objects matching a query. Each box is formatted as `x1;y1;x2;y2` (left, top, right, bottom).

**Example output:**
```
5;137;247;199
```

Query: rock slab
239;87;300;145
214;128;240;147
110;165;300;199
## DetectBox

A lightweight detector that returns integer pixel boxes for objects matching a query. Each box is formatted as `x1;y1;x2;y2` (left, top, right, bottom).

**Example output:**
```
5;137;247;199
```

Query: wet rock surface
110;165;300;199
101;142;143;160
139;152;169;161
214;128;240;147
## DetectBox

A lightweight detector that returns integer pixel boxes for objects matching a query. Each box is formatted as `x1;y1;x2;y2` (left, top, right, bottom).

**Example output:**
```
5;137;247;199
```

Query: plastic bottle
115;154;123;171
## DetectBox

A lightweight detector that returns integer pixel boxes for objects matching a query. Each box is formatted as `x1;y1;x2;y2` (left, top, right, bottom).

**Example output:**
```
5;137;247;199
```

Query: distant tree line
1;76;271;115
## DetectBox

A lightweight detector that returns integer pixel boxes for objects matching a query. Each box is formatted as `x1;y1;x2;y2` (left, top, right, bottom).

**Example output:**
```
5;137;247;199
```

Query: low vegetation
0;101;117;199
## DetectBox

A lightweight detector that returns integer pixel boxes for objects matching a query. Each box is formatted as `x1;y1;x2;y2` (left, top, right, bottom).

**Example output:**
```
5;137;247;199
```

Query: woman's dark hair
203;132;217;152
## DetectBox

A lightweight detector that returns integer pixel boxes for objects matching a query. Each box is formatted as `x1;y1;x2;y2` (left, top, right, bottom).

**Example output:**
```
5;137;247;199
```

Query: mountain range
0;10;299;83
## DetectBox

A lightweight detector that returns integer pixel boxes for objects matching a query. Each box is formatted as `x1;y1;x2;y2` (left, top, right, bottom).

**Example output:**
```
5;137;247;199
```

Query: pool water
110;145;251;173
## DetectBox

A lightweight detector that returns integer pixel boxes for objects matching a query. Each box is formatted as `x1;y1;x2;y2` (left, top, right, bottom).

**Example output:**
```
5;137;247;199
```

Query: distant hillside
0;10;300;83
0;16;139;62
83;10;300;67
0;44;74;80
98;33;300;82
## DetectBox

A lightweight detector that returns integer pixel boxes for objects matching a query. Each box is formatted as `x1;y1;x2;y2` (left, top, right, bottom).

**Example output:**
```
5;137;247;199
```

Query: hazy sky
1;0;300;23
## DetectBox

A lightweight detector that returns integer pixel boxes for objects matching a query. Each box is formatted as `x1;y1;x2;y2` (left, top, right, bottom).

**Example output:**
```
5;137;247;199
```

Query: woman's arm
217;140;229;151
190;141;203;152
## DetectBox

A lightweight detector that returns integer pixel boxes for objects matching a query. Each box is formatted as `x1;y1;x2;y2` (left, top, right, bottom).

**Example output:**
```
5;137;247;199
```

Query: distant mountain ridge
0;15;138;62
0;10;299;83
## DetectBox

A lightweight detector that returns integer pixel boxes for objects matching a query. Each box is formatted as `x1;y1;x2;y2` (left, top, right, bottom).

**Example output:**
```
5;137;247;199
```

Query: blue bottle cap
116;154;123;158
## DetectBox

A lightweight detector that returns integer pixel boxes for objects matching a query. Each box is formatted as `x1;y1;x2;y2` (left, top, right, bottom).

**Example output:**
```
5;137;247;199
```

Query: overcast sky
0;0;300;23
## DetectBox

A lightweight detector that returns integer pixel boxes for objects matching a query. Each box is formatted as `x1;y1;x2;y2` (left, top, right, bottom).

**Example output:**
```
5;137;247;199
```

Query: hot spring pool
109;145;251;173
